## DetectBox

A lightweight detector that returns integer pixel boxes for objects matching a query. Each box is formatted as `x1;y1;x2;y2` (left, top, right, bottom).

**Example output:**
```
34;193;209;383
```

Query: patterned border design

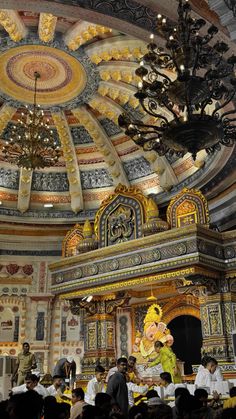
42;0;158;33
0;31;100;110
51;238;199;288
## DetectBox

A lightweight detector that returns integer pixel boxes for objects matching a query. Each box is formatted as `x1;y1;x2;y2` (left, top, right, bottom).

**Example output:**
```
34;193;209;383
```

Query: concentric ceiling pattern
0;0;234;230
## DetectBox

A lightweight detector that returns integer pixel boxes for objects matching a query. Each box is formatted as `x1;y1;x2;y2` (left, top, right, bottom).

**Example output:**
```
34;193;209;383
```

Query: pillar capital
69;292;130;316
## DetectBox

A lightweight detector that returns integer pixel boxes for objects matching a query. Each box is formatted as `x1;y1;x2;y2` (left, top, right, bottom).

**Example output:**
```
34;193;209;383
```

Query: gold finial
83;219;93;238
146;198;159;220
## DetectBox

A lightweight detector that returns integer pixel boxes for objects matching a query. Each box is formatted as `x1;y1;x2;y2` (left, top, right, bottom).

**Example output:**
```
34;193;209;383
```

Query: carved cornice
58;267;197;299
50;223;236;297
50;224;223;270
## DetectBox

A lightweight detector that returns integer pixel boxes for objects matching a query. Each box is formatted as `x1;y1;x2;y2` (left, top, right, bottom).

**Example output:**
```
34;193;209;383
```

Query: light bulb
150;33;154;40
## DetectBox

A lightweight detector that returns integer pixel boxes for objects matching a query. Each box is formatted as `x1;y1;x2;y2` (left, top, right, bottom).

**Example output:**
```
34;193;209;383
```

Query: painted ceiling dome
0;1;235;230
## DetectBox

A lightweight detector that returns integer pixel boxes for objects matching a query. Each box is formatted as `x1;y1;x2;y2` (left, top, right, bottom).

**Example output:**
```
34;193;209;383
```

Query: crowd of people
1;342;236;419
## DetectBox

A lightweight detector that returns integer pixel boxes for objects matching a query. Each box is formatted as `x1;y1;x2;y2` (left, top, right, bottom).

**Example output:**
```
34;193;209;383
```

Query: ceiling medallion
2;72;61;170
119;0;236;159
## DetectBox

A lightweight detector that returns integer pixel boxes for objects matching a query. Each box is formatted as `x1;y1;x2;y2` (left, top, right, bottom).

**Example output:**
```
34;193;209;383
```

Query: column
70;294;129;378
199;278;236;362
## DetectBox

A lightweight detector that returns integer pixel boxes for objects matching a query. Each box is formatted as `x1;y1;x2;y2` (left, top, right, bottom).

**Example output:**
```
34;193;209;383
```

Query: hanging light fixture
2;71;61;170
118;0;236;160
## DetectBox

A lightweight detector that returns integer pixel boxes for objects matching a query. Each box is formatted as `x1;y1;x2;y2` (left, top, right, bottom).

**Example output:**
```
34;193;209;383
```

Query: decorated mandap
49;184;236;382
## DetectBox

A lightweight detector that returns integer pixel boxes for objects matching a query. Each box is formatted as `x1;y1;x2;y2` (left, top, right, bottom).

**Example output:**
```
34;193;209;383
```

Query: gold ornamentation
62;224;83;257
144;304;162;324
94;184;149;239
39;13;57;42
0;10;26;41
0;105;16;136
58;267;196;299
77;220;98;253
167;187;210;228
66;24;112;51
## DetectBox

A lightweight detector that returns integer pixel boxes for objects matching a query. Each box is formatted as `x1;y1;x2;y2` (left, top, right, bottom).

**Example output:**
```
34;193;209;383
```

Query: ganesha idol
132;304;178;379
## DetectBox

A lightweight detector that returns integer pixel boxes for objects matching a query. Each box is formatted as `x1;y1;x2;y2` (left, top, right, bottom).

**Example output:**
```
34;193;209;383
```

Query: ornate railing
224;0;236;17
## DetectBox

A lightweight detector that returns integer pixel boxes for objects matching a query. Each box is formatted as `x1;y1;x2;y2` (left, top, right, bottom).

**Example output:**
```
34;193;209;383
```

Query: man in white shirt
154;372;175;398
126;374;148;407
195;358;217;388
85;365;106;405
47;375;63;397
12;373;48;398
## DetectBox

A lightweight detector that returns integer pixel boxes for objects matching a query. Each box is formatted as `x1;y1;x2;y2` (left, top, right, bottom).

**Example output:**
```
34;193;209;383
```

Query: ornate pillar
177;275;236;363
70;293;129;378
199;278;236;362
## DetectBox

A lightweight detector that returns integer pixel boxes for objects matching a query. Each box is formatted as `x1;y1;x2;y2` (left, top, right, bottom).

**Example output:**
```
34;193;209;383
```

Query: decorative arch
162;294;200;325
94;184;150;247
62;224;83;257
167;187;210;229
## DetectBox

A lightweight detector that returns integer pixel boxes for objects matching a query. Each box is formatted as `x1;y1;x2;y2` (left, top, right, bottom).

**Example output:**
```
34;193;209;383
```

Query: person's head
152;404;173;419
8;391;44;419
56;402;70;419
154;341;164;354
229;387;236;398
176;394;202;417
22;342;30;354
128;355;136;370
25;374;38;390
95;365;105;382
82;404;102;419
43;396;58;419
205;358;217;374
194;388;208;406
146;389;159;399
147;397;164;415
65;355;74;366
116;357;128;374
95;392;111;408
159;372;172;386
174;387;190;399
52;375;63;388
71;387;84;405
129;403;148;419
201;355;211;367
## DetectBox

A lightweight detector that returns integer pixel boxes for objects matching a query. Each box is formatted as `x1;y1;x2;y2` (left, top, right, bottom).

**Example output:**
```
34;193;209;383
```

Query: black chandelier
2;72;61;170
119;0;236;160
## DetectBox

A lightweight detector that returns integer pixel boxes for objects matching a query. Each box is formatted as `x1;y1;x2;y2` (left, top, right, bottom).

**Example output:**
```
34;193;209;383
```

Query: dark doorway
168;315;202;374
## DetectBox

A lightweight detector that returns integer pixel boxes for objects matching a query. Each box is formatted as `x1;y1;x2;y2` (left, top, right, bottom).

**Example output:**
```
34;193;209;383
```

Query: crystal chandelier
118;0;236;160
2;72;61;169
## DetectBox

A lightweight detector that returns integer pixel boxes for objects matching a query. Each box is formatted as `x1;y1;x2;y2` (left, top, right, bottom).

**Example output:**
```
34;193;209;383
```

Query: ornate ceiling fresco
0;0;234;230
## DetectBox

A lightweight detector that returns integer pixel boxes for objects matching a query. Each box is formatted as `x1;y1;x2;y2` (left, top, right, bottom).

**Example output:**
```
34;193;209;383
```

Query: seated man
154;372;175;398
85;365;106;405
12;373;48;398
47;375;63;397
195;358;217;388
126;373;148;407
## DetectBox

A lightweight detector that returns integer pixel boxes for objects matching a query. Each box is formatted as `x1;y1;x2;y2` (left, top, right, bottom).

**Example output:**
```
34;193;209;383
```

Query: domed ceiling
0;0;235;230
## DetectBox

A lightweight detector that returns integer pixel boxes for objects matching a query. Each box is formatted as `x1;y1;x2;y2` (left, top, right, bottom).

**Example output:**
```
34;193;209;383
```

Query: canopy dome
0;1;234;230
